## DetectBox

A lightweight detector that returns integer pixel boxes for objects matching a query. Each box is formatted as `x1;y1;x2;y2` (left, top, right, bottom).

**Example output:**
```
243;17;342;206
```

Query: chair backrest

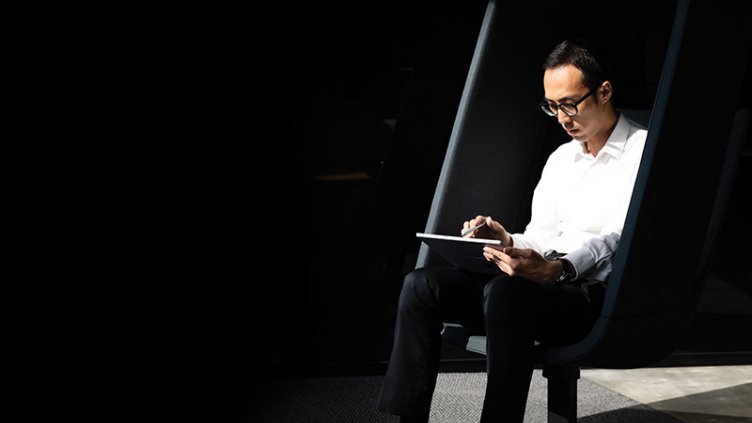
419;0;751;369
417;0;583;268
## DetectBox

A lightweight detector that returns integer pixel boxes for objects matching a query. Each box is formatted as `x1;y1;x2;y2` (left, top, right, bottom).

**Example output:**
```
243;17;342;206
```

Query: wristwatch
554;258;576;286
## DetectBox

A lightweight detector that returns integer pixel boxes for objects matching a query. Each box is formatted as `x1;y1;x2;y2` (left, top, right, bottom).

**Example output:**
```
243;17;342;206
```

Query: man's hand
482;246;562;284
461;215;513;246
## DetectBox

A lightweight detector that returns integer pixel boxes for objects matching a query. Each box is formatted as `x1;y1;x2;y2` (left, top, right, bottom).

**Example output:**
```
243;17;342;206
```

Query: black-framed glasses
539;86;598;117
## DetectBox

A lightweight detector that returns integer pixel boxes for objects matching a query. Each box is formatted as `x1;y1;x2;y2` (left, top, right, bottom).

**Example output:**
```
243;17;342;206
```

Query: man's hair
543;39;610;90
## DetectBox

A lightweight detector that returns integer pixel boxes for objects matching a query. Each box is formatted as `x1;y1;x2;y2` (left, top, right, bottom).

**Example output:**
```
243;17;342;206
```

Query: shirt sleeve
563;232;620;281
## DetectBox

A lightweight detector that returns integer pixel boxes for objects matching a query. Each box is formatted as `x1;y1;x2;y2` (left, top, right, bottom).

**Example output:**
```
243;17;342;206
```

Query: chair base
543;365;580;423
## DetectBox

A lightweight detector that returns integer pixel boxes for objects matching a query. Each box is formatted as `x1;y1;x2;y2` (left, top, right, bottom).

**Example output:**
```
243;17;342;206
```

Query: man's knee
399;268;439;309
483;277;529;314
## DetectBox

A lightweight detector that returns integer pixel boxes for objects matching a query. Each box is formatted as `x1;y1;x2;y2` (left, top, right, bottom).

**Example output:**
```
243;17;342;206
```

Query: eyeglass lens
540;86;597;117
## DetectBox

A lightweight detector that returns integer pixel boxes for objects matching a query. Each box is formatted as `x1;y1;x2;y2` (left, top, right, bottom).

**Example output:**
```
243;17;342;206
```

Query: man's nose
556;109;571;124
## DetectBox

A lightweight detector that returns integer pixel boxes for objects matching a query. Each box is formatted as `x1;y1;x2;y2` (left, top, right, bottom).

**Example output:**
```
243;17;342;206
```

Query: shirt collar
574;112;631;161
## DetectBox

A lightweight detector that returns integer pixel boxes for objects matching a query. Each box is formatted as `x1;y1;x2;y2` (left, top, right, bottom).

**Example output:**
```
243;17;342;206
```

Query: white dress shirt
510;112;647;282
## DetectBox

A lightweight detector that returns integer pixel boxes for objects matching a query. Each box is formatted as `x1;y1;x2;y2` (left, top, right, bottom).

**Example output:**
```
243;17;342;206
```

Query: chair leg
542;364;580;423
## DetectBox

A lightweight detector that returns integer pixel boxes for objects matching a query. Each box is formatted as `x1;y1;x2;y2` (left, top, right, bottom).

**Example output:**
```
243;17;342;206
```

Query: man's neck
583;108;619;157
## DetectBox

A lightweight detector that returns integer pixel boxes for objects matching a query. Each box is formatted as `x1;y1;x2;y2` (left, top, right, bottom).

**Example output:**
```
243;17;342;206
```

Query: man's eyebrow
543;95;578;103
558;95;578;102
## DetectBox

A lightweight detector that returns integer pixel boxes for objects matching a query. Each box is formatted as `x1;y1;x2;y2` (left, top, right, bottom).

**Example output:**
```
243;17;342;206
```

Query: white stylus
461;221;487;237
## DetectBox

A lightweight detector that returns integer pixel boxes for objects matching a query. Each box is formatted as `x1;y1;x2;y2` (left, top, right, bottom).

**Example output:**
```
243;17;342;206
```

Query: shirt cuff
509;233;528;249
561;249;594;280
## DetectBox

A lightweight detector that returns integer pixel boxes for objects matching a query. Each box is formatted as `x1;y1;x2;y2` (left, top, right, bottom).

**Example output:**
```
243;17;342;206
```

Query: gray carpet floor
252;370;684;422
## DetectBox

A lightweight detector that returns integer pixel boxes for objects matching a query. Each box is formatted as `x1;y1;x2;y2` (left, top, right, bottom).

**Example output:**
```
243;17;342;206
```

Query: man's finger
502;247;528;258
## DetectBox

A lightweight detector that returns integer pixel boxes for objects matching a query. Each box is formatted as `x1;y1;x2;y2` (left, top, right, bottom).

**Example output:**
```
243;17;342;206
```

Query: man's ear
599;81;613;103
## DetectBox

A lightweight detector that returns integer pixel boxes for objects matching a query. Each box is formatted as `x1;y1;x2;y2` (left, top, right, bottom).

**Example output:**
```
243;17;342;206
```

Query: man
378;39;647;422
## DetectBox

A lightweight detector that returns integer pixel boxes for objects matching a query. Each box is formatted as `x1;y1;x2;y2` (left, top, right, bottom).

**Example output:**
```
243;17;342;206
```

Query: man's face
542;64;602;143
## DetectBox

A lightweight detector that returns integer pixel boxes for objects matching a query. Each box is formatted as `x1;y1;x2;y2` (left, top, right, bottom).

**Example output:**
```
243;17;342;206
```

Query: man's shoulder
550;139;580;157
626;122;648;150
541;140;580;171
622;114;649;140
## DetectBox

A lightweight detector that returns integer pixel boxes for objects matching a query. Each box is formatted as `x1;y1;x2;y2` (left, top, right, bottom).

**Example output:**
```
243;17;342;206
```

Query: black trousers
378;267;605;422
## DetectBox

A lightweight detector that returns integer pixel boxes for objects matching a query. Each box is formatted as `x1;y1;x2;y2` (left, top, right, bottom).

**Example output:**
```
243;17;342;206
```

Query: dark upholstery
416;0;572;268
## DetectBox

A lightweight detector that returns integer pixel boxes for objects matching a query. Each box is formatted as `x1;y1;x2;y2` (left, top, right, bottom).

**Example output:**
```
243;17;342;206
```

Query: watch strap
554;258;575;286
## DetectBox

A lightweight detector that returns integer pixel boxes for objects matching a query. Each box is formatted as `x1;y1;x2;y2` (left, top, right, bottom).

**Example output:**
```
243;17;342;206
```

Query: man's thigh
407;267;490;331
